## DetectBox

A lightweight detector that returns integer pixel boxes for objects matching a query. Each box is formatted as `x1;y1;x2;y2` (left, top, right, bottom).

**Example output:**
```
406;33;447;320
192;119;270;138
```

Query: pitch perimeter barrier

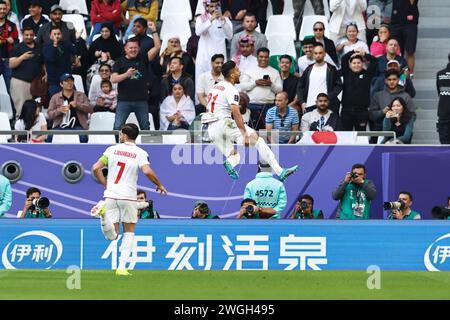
1;220;450;271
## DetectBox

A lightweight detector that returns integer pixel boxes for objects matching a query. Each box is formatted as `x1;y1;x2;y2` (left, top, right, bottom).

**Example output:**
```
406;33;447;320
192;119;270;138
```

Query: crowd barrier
2;220;450;271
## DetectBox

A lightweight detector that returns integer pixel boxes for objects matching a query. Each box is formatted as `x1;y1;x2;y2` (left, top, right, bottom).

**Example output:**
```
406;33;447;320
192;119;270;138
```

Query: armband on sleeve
99;155;108;166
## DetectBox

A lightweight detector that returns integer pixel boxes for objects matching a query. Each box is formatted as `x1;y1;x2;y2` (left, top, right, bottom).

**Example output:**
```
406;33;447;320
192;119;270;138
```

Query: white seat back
162;134;188;144
160;0;192;21
268;36;297;58
88;111;116;143
73;74;85;93
299;15;330;41
61;14;87;40
59;0;89;15
52;134;81;144
265;15;296;41
0;112;11;141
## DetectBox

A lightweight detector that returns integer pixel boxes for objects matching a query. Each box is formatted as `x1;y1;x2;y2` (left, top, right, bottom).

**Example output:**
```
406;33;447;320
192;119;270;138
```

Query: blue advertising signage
2;220;450;271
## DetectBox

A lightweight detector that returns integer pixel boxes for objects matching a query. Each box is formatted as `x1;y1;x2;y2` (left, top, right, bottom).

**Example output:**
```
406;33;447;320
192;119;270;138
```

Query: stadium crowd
0;0;443;144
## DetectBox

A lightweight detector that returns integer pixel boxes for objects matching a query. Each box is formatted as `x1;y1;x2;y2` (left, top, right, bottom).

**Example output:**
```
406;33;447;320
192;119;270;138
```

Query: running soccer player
202;60;298;181
92;123;167;276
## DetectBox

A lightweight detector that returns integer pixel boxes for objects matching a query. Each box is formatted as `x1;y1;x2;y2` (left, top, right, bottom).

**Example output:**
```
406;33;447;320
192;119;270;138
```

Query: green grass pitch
1;270;450;300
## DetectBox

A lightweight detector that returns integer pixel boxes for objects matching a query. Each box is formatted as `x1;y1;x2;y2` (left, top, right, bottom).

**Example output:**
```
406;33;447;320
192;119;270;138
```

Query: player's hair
211;53;224;62
385;69;400;79
316;93;328;100
121;123;139;140
298;194;314;206
134;17;148;30
241;198;257;206
257;47;270;56
221;60;236;78
26;187;41;198
100;79;112;89
349;55;364;63
277;91;289;100
137;189;147;198
22;26;35;33
169;56;184;65
279;54;292;63
351;163;366;173
399;191;413;201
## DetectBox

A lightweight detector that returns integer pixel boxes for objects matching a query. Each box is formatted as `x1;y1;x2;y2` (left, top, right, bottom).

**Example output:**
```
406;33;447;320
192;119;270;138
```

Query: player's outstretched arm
93;159;107;188
141;164;167;195
231;104;250;146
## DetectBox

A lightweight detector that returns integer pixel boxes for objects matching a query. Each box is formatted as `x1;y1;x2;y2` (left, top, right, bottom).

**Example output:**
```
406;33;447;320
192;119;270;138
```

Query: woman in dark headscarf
87;23;123;67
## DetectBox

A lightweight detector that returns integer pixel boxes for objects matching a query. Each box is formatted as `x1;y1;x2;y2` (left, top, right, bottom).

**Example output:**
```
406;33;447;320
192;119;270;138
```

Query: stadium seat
126;113;156;143
160;0;192;21
20;14;50;29
265;15;296;41
299;15;330;41
159;15;191;52
282;0;295;16
268;36;297;58
0;112;11;142
162;134;188;144
356;136;370;144
73;74;85;93
61;14;87;40
0;75;13;120
51;134;81;144
88;112;116;144
59;0;89;15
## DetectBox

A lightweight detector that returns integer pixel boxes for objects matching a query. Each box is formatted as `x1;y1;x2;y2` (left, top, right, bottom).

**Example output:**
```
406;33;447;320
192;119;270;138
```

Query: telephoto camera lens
244;205;255;218
32;197;50;210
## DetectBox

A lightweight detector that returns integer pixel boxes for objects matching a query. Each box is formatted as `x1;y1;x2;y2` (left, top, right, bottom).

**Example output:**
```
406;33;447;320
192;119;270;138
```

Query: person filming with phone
381;97;415;144
332;164;377;220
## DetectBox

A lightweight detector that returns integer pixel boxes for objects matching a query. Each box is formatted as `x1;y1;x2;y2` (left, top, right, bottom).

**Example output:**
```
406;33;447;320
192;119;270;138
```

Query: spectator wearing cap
47;73;92;143
311;21;338;66
232;34;257;75
278;55;299;107
240;47;283;130
21;0;50;35
230;12;267;58
196;53;224;115
89;0;121;45
36;4;77;45
42;25;78;97
242;160;287;219
0;0;19;92
195;0;232;88
298;38;336;75
265;91;299;144
372;59;416;98
9;26;44;118
329;0;367;44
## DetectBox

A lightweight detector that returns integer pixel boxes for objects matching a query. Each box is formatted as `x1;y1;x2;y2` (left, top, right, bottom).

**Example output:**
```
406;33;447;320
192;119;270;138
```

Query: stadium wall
1;220;450;271
0;144;449;219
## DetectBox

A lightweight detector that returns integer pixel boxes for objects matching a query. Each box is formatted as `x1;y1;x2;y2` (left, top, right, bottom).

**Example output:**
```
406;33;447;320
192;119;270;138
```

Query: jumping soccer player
92;123;167;276
202;60;298;180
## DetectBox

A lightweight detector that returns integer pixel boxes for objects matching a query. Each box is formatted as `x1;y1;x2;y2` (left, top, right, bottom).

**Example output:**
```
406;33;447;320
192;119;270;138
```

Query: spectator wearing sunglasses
311;21;338;65
265;91;299;144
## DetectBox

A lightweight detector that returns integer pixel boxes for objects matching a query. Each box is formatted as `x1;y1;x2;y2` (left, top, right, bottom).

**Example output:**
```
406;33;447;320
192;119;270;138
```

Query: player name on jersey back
202;81;240;124
103;143;150;201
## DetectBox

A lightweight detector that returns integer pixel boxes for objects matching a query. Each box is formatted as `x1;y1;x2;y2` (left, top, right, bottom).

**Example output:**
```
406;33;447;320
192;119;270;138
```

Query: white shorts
207;118;255;145
105;198;139;224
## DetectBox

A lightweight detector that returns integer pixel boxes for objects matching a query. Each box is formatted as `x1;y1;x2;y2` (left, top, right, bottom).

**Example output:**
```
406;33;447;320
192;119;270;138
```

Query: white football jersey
102;142;150;201
203;80;240;123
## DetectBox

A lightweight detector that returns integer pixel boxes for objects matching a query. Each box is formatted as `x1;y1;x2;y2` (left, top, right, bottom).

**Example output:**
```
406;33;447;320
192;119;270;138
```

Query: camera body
384;200;405;211
197;202;210;215
432;206;450;219
30;197;50;211
349;172;358;180
244;205;256;219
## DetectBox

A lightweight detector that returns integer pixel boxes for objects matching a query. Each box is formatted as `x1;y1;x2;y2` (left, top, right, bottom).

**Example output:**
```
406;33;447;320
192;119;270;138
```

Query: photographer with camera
191;200;219;219
386;191;421;220
431;196;450;220
243;160;287;219
20;187;51;218
332;164;377;219
291;194;324;219
137;189;160;219
237;198;277;219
